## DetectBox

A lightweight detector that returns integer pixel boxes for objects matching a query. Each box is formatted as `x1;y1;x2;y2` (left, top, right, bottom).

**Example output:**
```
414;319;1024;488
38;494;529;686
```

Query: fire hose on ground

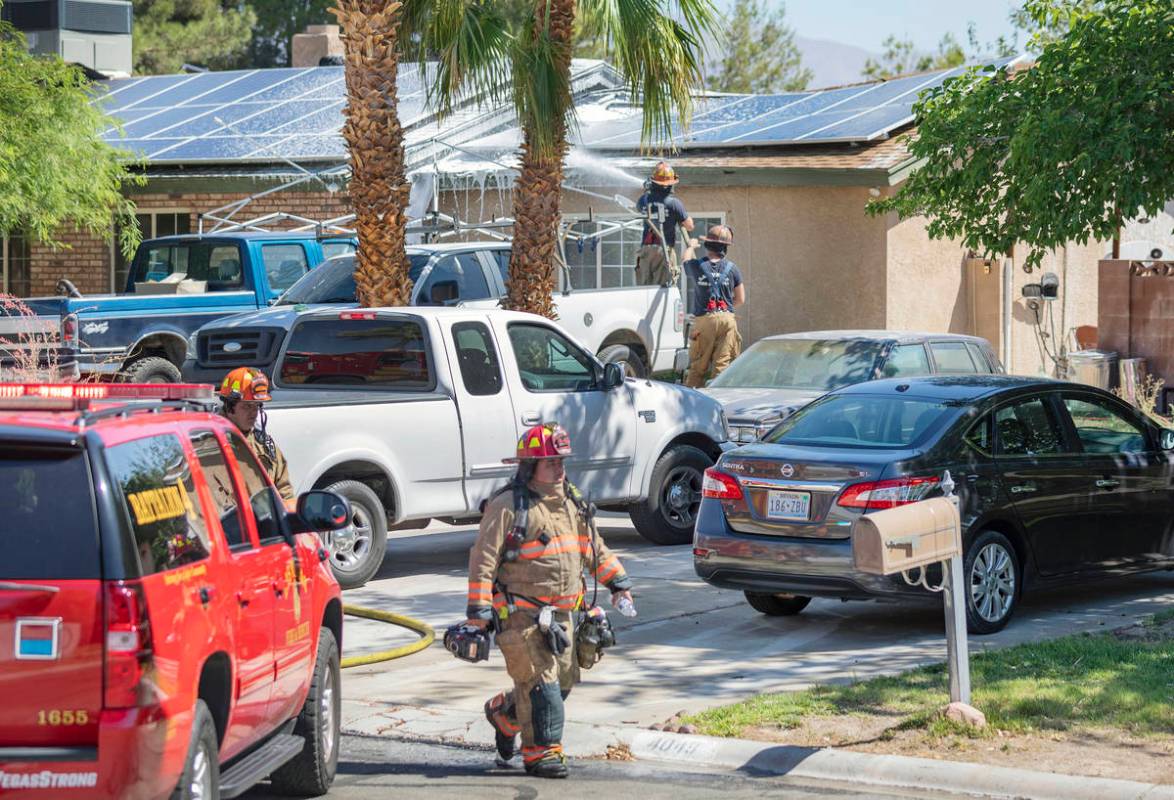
340;604;435;668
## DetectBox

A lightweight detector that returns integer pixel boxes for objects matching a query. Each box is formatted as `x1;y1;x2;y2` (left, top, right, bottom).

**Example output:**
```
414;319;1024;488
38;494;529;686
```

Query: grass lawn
688;612;1174;741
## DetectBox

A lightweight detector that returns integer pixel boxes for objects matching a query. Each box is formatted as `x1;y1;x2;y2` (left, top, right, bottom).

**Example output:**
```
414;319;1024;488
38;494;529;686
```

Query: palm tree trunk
332;1;413;308
504;0;576;319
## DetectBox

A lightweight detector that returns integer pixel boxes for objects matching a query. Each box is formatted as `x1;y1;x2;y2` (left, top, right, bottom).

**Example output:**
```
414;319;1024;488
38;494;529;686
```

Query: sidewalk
341;699;1174;800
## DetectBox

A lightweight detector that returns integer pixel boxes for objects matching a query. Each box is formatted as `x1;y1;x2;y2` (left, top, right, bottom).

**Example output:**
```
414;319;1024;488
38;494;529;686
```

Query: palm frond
511;1;576;160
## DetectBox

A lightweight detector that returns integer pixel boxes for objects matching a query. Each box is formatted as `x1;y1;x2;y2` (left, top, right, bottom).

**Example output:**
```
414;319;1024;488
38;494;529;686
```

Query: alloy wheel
330;505;372;574
969;542;1015;623
189;746;212;800
320;658;336;763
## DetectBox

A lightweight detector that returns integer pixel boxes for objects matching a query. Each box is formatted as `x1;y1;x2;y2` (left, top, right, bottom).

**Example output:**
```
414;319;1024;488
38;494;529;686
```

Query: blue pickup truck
0;231;354;381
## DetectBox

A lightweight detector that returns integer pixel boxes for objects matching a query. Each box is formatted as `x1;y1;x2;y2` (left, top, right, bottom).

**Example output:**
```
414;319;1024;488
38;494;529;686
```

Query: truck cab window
453;321;503;396
280;317;432;389
261;244;310;293
509;323;597;393
226;432;284;544
131;241;244;294
418;254;491;305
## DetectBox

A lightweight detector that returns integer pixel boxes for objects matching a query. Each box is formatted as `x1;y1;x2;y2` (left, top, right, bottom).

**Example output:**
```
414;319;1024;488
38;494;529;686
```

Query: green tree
0;20;141;256
247;0;336;68
406;0;719;318
862;32;966;80
1010;0;1100;49
132;0;256;74
867;0;1173;271
710;0;811;93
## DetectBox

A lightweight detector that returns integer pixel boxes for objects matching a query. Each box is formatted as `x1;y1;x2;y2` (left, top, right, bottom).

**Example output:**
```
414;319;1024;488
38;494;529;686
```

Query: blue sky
771;0;1022;53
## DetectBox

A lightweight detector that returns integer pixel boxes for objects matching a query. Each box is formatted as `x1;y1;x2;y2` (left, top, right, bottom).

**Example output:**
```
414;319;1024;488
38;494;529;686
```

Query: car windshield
708;338;884;391
763;394;955;450
276;253;431;305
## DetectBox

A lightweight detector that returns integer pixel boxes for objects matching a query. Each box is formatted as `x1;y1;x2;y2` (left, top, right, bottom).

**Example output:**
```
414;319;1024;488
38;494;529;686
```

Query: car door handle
1010;484;1037;494
521;411;541;426
235;590;252;608
1095;478;1120;489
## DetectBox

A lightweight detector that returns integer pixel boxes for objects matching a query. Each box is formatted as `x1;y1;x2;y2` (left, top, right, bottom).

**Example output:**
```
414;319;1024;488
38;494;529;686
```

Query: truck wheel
598;344;647;379
123;356;181;384
744;592;811;616
322;480;387;589
629;444;711;545
170;700;219;800
270;629;340;796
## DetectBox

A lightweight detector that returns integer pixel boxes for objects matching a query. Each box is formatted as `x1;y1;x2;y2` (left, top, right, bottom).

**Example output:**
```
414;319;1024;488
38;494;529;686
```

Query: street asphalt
337;512;1174;743
242;733;937;799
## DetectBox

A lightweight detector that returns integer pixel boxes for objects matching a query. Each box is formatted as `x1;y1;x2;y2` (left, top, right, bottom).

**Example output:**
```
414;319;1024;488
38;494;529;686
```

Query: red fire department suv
0;384;348;799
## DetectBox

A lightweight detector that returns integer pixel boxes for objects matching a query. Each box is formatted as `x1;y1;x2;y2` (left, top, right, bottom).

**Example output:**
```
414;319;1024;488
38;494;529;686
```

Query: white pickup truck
262;306;729;588
183;242;687;385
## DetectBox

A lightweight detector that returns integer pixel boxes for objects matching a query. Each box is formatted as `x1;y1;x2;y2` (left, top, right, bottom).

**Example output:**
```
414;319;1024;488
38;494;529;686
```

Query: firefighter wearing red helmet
218;367;294;503
682;224;745;387
465;423;634;779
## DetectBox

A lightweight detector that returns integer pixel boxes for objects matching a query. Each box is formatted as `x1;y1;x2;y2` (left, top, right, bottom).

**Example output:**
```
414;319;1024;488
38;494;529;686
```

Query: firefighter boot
524;747;568;779
485;693;519;766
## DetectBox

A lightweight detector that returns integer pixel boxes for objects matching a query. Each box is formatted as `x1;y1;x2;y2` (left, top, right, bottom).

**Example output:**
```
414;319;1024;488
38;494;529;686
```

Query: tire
964;530;1021;635
171;700;219;800
123;356;181;384
322;479;387;590
598;344;647;379
271;629;340;797
744;592;812;616
629;444;712;545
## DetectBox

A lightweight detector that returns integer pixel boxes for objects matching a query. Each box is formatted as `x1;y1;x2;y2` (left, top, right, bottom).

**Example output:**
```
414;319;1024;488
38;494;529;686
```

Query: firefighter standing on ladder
635;161;694;286
464;423;634;779
683;225;745;387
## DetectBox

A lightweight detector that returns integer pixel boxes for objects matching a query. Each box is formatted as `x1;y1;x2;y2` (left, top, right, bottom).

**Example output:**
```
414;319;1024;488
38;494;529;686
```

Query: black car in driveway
693;375;1174;633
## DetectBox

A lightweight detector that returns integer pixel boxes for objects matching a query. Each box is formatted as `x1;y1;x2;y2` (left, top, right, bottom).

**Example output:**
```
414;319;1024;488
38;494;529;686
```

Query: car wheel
598;344;647;379
123;356;181;384
270;629;341;797
629;444;712;545
171;700;219;800
964;530;1020;635
322;480;387;590
744;592;812;616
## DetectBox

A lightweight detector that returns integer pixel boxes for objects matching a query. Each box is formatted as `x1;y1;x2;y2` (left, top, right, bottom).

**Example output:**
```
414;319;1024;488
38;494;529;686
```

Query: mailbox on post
852;497;962;575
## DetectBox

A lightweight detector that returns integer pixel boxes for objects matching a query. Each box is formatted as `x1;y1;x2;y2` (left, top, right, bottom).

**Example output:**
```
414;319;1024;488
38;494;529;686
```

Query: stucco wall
883;211;971;335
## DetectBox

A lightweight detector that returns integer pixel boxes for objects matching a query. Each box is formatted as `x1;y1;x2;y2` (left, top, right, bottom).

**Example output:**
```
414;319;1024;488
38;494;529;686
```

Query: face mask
706;245;727;258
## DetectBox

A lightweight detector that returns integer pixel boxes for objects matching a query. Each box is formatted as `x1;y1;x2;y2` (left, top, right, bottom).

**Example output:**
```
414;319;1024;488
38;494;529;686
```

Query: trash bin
1118;358;1148;406
1065;350;1118;389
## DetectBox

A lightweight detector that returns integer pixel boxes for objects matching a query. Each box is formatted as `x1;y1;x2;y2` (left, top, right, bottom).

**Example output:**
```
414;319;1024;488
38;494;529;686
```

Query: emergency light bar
0;383;215;410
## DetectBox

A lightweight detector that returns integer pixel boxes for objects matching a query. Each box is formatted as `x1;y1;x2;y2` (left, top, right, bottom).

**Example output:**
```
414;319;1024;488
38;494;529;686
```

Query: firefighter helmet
649;161;679;186
701;224;734;247
218;367;272;403
505;423;573;463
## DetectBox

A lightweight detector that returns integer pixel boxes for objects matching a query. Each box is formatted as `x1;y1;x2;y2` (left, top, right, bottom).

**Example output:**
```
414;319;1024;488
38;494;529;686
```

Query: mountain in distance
795;35;876;89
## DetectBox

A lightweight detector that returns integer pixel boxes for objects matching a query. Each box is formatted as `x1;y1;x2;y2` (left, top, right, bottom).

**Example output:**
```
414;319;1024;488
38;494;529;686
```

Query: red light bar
0;383;215;409
339;311;377;321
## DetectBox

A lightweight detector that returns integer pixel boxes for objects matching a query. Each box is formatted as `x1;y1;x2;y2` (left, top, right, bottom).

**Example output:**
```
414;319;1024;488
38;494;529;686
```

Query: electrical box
852;497;962;576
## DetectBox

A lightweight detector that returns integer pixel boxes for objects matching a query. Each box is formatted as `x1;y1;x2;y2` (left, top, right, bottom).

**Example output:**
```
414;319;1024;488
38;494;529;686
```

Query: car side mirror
602;361;624;390
289;490;351;534
1161;428;1174;451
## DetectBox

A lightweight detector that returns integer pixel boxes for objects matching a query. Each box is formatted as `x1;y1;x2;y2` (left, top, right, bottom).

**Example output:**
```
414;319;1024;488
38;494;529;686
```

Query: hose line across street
341;604;436;668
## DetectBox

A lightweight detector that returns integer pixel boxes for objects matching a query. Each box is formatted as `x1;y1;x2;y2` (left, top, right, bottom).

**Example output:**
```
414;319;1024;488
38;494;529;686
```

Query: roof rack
197;210;357;237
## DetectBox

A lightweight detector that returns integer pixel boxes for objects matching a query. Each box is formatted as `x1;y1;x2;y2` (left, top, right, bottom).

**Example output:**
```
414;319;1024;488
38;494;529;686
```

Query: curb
341;702;1174;800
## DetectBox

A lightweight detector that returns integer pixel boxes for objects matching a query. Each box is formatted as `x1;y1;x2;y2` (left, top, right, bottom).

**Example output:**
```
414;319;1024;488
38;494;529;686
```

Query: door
224;431;313;724
0;443;103;749
259;242;312;299
1057;392;1170;568
502;320;637;499
190;429;278;754
991;395;1092;576
447;319;521;508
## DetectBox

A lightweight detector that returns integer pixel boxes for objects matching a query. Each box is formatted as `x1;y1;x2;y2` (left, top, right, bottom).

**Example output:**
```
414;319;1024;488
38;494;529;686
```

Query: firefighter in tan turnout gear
464;423;634;779
683;224;745;387
218;366;294;504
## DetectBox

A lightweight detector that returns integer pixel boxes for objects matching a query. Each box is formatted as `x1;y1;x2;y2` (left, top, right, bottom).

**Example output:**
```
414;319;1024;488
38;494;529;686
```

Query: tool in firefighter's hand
444;623;492;663
575;605;616;670
538;605;571;655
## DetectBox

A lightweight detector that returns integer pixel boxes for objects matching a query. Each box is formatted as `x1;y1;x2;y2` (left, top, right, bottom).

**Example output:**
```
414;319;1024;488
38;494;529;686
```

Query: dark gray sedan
694;375;1174;633
703;331;1001;444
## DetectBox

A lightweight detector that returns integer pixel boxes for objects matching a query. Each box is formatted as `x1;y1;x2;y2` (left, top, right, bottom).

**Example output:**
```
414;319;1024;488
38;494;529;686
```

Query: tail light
340;311;377;320
837;476;940;511
104;581;153;708
702;468;744;501
674;299;684;332
61;313;79;348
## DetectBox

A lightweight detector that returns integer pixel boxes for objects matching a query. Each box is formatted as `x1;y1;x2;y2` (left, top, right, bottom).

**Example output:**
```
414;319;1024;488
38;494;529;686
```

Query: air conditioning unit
1;0;132;77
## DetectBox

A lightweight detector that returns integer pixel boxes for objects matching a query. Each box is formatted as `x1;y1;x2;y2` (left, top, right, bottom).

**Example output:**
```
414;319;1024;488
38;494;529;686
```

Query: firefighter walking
683;225;745;387
218;366;294;504
464;423;634;779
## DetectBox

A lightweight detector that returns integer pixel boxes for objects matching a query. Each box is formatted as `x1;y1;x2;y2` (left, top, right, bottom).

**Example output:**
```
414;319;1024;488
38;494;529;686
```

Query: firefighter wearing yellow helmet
218;367;294;503
682;224;745;387
464;423;634;779
634;161;694;286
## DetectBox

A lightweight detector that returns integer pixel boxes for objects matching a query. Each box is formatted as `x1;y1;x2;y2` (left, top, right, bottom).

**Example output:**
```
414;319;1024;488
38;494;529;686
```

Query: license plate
766;490;811;521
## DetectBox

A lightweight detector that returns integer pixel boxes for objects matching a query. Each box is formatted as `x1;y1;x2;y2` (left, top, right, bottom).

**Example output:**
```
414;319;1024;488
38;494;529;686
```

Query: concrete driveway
338;514;1174;742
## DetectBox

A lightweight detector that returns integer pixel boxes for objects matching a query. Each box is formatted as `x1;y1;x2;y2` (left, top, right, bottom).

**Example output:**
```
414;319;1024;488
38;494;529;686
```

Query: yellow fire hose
341;604;436;668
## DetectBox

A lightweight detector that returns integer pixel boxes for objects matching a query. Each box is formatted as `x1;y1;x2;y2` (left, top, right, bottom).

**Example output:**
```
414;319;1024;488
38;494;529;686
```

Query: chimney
1;0;133;77
291;24;343;68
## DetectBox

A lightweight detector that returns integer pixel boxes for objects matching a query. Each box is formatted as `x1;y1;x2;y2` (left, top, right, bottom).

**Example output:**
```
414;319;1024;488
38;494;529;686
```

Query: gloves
544;622;571;655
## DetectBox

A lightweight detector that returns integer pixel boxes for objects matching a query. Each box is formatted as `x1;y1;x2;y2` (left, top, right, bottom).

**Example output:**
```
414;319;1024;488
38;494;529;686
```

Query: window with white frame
113;211;192;293
2;232;31;297
562;213;724;290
